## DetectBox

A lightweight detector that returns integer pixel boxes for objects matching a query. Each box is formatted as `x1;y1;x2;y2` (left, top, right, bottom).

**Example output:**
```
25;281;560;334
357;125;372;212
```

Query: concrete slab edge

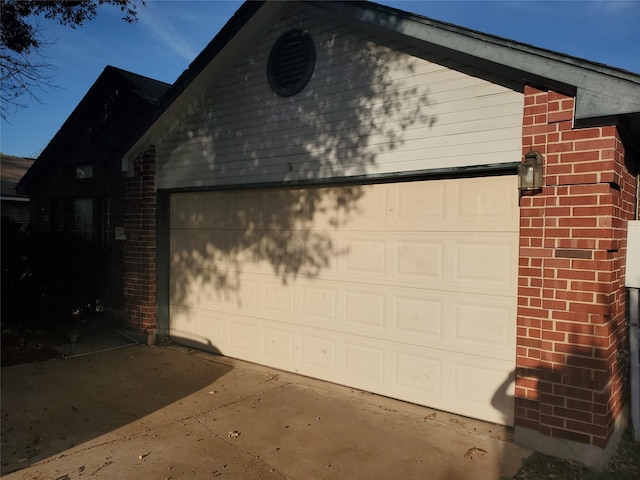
120;329;157;346
61;342;137;360
514;405;628;470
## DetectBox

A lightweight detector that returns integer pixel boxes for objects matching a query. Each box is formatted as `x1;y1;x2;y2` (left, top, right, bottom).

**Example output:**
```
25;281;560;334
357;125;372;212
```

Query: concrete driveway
1;344;531;479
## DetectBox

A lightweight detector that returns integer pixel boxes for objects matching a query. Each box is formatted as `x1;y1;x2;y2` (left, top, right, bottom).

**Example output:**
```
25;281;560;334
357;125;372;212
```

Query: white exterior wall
156;4;524;190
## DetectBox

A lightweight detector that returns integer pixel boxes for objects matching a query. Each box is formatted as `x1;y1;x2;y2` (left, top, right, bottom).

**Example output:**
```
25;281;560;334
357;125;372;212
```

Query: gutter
0;196;29;202
630;286;640;442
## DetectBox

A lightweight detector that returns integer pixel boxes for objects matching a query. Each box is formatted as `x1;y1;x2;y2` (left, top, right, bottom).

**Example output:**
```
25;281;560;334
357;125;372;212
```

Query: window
64;164;94;181
51;197;103;240
72;198;94;239
75;165;93;179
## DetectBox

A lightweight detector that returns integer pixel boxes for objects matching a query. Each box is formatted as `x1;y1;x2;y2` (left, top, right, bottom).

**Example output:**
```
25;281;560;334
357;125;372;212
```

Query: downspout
628;171;640;442
630;287;639;441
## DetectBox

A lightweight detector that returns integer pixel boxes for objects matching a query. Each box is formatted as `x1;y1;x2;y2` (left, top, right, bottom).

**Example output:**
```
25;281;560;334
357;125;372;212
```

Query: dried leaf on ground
464;447;487;459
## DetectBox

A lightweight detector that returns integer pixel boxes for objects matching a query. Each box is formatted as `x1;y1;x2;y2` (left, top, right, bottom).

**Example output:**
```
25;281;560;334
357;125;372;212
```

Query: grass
507;427;640;480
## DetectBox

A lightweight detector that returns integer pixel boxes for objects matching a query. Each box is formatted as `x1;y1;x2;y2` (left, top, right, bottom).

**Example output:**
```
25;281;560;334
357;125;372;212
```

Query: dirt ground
1;314;125;367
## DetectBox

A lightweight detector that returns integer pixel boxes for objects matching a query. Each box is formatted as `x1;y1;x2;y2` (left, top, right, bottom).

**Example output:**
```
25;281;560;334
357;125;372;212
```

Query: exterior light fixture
518;151;543;194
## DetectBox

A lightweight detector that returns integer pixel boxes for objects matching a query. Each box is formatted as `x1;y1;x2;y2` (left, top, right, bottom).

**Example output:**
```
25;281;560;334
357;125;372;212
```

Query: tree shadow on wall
165;8;438;328
491;319;631;471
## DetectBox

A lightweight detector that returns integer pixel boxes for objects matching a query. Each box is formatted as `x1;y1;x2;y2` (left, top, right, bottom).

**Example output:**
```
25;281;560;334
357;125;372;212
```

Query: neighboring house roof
122;0;640;165
115;67;172;104
18;66;170;195
0;153;34;200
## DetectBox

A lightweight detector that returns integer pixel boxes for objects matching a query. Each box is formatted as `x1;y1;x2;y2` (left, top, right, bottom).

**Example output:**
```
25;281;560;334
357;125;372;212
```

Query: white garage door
169;176;519;425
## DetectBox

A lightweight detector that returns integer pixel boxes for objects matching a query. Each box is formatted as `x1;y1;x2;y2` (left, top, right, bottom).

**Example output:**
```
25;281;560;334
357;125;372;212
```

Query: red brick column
515;86;635;467
123;146;157;343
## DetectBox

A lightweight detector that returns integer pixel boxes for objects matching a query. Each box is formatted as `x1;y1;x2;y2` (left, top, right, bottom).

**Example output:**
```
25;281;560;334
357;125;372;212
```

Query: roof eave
18;66;169;194
306;1;640;133
121;0;640;170
121;1;277;169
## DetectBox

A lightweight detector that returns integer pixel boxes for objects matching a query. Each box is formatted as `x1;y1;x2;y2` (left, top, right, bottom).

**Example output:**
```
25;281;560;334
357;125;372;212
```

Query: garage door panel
397;181;446;224
229;319;258;354
170;267;200;306
170;231;244;290
200;310;225;350
344;238;387;275
299;234;340;277
170;229;205;265
338;183;389;230
451;358;515;425
452;236;519;294
171;194;200;228
264;190;298;227
169;176;518;425
250;231;339;278
300;333;337;374
264;327;295;364
387;289;511;359
344;341;385;382
198;275;260;312
227;192;265;229
170;305;203;345
302;285;338;323
186;289;511;363
395;240;445;280
308;187;341;230
393;348;444;397
394;295;444;340
173;283;514;362
171;192;235;229
334;232;516;295
200;193;229;228
266;187;341;231
264;280;296;315
452;296;515;355
453;176;518;227
222;230;260;267
184;230;312;278
344;289;386;329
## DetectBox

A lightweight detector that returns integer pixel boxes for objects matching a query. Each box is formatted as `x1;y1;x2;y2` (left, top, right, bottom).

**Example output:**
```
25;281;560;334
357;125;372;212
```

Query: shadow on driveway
0;344;231;475
2;345;532;479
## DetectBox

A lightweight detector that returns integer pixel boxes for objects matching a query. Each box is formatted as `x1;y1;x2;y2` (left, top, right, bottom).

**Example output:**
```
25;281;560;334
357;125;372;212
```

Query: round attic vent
267;30;315;97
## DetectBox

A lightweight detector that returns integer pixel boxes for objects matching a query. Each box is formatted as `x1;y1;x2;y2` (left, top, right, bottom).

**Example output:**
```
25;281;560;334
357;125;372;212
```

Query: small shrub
1;218;110;329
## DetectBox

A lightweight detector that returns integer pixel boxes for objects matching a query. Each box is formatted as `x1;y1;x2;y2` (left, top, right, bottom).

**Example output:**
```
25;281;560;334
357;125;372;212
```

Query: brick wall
1;200;31;230
123;147;157;336
516;86;635;455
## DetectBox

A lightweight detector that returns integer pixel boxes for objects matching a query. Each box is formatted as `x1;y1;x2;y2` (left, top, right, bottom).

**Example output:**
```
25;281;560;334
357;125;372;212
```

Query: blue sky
2;0;639;158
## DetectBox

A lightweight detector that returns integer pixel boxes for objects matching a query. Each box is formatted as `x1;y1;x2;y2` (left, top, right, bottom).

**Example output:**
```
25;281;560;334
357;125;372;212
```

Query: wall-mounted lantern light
518;151;543;194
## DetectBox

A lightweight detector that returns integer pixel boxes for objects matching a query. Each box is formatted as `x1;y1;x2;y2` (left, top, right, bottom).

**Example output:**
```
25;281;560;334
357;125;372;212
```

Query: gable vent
267;30;315;97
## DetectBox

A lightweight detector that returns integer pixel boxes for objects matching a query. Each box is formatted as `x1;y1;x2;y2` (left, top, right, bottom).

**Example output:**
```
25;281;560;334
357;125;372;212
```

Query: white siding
157;4;524;190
